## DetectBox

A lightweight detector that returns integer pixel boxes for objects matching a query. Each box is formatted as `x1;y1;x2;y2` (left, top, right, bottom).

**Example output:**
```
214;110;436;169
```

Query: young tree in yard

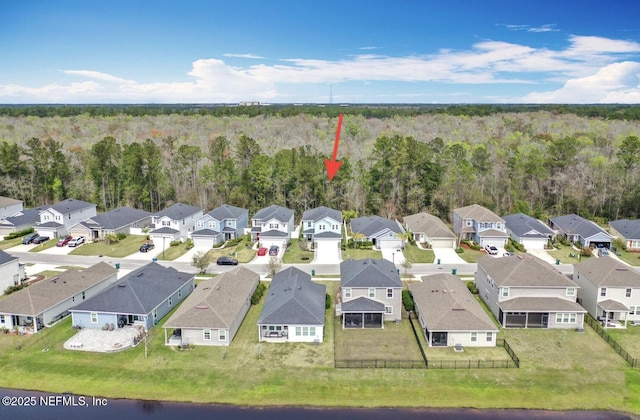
401;259;413;277
266;257;281;276
192;251;209;274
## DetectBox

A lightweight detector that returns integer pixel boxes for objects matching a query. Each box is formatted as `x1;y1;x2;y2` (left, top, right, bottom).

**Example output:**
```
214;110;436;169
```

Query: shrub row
4;227;34;240
251;282;267;305
402;289;414;312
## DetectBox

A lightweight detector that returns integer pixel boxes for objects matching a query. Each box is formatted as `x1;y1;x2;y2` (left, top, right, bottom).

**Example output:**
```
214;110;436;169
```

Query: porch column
164;328;167;344
525;313;529;328
361;313;364;329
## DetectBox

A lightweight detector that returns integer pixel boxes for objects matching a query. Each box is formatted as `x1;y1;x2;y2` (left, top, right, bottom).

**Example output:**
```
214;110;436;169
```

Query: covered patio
341;297;384;329
598;299;629;329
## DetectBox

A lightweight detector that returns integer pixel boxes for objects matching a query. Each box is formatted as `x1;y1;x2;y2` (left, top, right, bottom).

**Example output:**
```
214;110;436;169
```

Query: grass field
403;244;435;263
27;238;57;252
0;237;23;250
341;248;382;261
546;244;586;264
613;249;640;267
202;237;256;263
456;246;486;263
1;280;640;414
68;235;147;258
282;239;314;263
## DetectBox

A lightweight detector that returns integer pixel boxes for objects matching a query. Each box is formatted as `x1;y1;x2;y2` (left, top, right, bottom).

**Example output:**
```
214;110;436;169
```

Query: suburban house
503;213;554;250
149;203;203;246
453;204;508;248
410;273;498;347
68;206;152;241
0;250;25;294
0;262;117;333
0;207;43;239
300;206;342;259
257;267;325;343
164;266;259;346
403;212;456;249
250;204;295;251
574;257;640;328
350;215;405;250
70;262;194;331
609;219;640;251
548;214;612;249
0;196;23;219
336;258;403;328
476;254;586;329
190;204;249;248
36;198;98;239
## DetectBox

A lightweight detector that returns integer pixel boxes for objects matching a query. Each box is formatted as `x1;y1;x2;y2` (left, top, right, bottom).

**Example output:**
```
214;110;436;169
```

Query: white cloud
222;53;265;59
504;24;558;33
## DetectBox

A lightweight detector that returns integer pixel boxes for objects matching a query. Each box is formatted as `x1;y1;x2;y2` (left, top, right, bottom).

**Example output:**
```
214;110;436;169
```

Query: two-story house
0;207;43;239
149;203;203;247
0;249;25;294
548;214;611;249
0;196;23;219
453;204;508;248
476;254;586;329
68;206;152;241
350;215;405;250
574;257;640;328
503;213;554;250
250;204;294;251
36;198;97;239
337;258;402;328
191;204;248;248
300;206;342;262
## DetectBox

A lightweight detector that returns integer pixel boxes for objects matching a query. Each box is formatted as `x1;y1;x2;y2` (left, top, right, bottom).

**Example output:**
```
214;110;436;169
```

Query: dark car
32;235;50;244
56;235;72;247
268;246;279;256
216;256;238;265
139;242;155;253
22;233;40;244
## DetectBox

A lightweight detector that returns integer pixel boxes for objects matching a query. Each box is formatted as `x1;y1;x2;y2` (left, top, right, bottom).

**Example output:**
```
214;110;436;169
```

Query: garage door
431;238;455;249
192;236;214;248
379;237;402;249
520;238;546;250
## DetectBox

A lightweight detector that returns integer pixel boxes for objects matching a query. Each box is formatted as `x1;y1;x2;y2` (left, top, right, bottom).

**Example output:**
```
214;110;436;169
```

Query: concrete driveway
312;240;341;264
433;248;467;264
174;245;210;263
527;249;557;265
381;248;405;265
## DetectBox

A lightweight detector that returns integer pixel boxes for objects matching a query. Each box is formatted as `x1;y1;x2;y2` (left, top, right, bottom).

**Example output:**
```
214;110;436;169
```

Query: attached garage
430;238;456;249
190;229;223;248
377;236;402;249
519;237;547;250
313;239;341;264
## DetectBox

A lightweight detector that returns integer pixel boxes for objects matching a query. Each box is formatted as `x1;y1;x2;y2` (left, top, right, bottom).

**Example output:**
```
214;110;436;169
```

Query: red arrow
324;113;344;181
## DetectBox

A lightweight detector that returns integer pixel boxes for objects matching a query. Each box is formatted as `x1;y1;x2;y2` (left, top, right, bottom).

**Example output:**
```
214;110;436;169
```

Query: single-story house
0;196;23;219
0;262;117;333
548;214;611;249
257;267;325;343
350;215;405;249
70;262;194;331
0;207;43;239
0;249;25;294
403;212;456;249
163;266;259;346
68;206;152;241
410;273;498;347
503;213;554;250
609;219;640;251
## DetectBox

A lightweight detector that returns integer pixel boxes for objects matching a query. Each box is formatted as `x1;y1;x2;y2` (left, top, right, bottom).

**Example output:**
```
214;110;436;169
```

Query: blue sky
1;0;639;104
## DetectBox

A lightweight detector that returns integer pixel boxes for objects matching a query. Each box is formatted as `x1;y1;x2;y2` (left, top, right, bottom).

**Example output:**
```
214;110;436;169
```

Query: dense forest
0;105;639;223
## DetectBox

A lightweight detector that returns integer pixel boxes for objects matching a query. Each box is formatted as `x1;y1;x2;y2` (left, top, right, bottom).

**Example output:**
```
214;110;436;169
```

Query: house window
197;221;204;227
387;288;393;298
319;224;325;230
502;287;509;297
153;309;157;320
566;288;576;297
310;327;316;336
90;313;98;323
486;332;493;342
626;288;632;298
82;291;86;300
219;330;226;342
168;296;173;307
269;223;278;229
471;332;477;342
307;222;312;227
0;315;4;323
178;289;182;298
203;329;211;340
297;326;311;336
345;288;351;298
630;306;638;315
600;288;607;297
368;288;375;298
555;313;576;323
385;306;393;314
295;326;301;336
162;220;170;226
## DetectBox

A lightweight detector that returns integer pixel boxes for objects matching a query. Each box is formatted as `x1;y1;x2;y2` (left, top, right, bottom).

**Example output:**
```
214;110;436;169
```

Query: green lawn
68;235;147;258
28;238;58;252
546;244;589;264
606;324;640;361
156;241;191;261
282;239;314;263
613;249;640;266
403;244;435;263
203;237;256;263
341;248;382;260
0;237;23;250
455;246;486;263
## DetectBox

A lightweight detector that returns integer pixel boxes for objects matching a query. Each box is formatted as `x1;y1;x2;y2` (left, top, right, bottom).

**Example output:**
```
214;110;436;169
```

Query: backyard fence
585;314;638;368
496;338;520;368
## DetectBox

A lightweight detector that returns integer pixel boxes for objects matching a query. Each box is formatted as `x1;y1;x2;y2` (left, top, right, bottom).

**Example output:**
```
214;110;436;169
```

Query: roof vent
615;267;629;271
136;272;144;277
195;305;208;309
118;284;126;288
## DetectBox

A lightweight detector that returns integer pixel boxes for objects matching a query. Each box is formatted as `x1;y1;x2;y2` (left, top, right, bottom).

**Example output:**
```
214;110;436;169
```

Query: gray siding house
0;196;23;219
0;263;117;333
350;215;405;249
0;249;25;294
70;262;194;331
36;198;98;238
191;204;249;248
68;206;152;241
257;267;325;343
403;212;456;249
0;207;43;239
476;255;586;329
164;266;259;346
609;219;640;251
250;204;295;251
337;258;403;328
548;214;611;249
503;213;554;250
453;204;508;248
149;203;203;245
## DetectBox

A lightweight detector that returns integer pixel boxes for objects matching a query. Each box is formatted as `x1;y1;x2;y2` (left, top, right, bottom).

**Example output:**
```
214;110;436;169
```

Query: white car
484;244;498;255
68;236;86;247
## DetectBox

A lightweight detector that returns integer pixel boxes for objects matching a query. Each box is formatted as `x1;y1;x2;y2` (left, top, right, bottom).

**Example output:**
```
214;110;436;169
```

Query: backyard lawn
403;244;435;263
68;234;147;258
282;239;314;263
606;323;640;361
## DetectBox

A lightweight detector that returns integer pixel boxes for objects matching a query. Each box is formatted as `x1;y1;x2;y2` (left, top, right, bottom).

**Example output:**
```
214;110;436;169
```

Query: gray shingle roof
257;267;325;325
454;204;504;223
0;263;117;316
154;203;201;220
84;206;151;230
252;204;294;223
48;198;96;214
478;254;578;288
70;262;193;315
0;196;22;207
341;258;402;288
164;266;259;329
503;213;554;238
259;230;288;238
191;228;220;237
151;227;179;234
549;214;610;239
575;257;640;288
410;274;498;332
403;212;455;239
610;219;640;240
301;206;342;223
350;215;402;236
0;249;17;265
341;296;385;312
500;297;586;312
207;204;248;221
0;207;43;227
598;299;629;312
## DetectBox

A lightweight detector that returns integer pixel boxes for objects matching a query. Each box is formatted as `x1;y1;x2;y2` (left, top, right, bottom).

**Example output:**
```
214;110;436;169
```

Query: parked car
139;242;155;252
22;233;40;244
257;247;267;256
67;236;86;247
56;235;72;247
268;245;279;256
503;251;514;257
484;244;498;255
599;247;610;257
32;235;50;244
216;256;238;265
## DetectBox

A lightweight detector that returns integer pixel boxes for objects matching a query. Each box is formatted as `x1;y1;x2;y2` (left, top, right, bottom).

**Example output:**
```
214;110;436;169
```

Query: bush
402;289;414;312
185;239;194;250
116;232;127;240
169;240;182;247
4;284;26;295
508;238;525;252
455;247;464;254
462;240;481;250
612;237;627;252
251;282;267;305
581;247;592;257
325;293;332;309
4;227;34;240
465;281;478;294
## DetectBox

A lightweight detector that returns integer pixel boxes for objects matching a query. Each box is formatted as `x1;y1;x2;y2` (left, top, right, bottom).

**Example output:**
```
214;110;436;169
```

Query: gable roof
341;258;403;288
350;215;402;236
46;198;96;214
301;206;342;223
81;206;151;230
0;196;22;207
0;249;18;265
341;296;385;312
154;203;201;220
410;274;497;332
500;297;586;313
403;212;456;239
576;257;640;288
164;266;259;329
503;213;554;238
0;207;43;227
549;214;610;239
257;267;325;325
70;262;193;315
610;219;640;240
252;204;294;223
206;204;248;221
454;204;504;223
0;263;117;316
478;254;577;288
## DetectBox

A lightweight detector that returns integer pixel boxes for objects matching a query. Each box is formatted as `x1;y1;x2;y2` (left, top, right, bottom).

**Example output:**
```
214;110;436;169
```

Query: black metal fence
496;338;520;368
335;360;427;369
585;314;638;367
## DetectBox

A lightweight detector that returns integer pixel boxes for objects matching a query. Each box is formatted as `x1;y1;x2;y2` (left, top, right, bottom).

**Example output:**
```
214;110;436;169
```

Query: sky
0;0;639;104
